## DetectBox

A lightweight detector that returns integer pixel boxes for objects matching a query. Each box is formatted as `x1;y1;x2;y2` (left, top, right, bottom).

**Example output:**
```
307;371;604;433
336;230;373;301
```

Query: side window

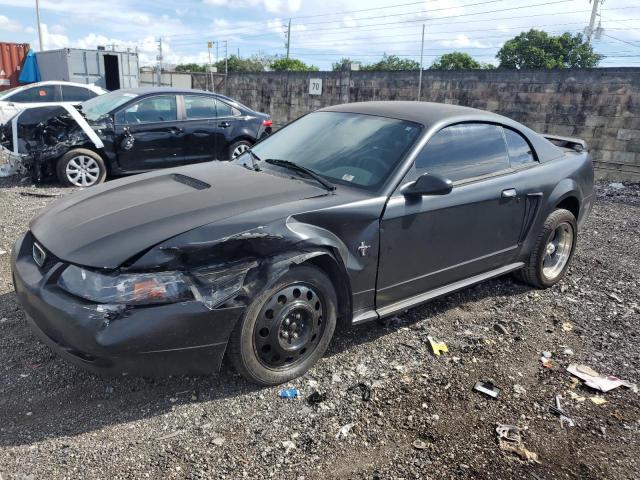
61;85;98;102
504;128;535;167
415;123;509;182
184;95;217;119
8;85;56;103
115;95;177;124
215;100;234;118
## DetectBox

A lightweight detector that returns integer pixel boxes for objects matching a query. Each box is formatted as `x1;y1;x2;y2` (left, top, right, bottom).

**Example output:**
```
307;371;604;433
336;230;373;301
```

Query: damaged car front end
0;104;105;182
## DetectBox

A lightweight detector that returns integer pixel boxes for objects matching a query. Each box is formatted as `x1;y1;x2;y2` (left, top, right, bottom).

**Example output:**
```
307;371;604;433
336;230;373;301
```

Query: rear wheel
228;265;337;386
228;140;252;160
516;208;577;288
56;149;107;187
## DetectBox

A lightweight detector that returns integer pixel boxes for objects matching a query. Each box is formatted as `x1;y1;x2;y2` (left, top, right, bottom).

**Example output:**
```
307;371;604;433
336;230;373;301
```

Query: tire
228;140;252;160
56;149;107;187
516;208;577;288
228;265;337;386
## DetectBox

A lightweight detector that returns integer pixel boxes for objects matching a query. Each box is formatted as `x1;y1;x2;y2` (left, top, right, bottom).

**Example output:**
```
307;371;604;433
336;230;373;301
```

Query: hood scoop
172;173;210;190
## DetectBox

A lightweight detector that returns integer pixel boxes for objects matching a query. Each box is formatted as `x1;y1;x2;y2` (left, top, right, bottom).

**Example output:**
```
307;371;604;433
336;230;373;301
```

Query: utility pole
156;38;163;87
286;18;291;59
418;24;425;101
224;40;228;94
586;0;603;42
207;41;214;92
35;0;44;51
216;41;219;66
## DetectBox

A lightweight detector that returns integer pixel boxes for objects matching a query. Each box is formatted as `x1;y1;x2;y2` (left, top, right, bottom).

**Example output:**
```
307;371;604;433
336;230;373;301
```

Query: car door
113;94;185;171
210;98;243;159
181;94;218;164
376;122;527;308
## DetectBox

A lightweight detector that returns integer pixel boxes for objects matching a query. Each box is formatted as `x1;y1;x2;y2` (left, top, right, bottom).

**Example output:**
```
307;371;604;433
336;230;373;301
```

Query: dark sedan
1;88;272;187
11;101;594;385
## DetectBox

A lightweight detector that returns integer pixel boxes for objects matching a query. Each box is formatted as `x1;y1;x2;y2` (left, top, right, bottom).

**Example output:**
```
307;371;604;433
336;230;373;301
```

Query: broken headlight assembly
57;265;194;306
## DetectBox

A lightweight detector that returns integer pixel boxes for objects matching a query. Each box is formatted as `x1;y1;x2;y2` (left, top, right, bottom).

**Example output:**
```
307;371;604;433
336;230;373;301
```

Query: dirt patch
0;179;638;479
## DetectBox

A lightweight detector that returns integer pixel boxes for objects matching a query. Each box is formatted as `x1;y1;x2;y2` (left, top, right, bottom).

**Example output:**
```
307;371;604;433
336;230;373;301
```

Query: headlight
58;265;194;305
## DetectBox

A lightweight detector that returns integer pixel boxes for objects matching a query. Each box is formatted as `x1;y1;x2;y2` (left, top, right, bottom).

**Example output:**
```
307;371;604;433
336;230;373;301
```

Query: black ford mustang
1;87;272;187
11;101;594;385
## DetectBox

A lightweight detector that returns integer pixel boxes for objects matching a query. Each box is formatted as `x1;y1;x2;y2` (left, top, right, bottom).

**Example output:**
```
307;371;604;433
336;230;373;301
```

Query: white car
0;81;106;125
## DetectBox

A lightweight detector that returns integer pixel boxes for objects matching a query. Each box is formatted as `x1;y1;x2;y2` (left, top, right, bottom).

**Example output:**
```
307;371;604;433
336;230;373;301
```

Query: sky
0;0;639;70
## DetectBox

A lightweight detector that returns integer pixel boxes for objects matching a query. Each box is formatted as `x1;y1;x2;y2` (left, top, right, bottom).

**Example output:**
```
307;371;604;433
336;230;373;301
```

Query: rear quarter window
504;128;536;167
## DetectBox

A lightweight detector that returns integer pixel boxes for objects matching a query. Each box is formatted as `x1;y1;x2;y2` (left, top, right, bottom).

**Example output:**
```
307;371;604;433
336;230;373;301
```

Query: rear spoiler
542;134;587;152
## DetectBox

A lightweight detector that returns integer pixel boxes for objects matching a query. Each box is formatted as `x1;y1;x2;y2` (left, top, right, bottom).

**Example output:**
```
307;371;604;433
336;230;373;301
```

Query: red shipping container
0;42;30;92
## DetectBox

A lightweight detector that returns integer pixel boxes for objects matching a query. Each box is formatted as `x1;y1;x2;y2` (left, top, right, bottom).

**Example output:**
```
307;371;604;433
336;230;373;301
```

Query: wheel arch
547;178;582;221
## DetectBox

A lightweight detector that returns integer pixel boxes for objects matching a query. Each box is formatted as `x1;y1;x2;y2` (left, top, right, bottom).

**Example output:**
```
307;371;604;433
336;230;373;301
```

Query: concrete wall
193;68;640;181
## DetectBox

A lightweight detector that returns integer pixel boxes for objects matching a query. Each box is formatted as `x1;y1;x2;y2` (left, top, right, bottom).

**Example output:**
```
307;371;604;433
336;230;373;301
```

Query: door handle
219;121;231;128
169;127;183;135
501;188;517;198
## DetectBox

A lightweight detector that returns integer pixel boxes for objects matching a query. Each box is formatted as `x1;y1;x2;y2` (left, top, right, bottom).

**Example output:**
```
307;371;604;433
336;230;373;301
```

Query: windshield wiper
245;149;262;171
265;159;335;191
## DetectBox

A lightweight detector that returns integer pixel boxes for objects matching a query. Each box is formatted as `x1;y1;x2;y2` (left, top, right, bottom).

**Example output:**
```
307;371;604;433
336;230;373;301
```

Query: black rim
253;283;325;369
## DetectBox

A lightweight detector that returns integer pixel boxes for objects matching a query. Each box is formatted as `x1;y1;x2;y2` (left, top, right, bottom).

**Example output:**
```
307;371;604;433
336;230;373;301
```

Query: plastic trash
335;423;356;439
473;381;501;398
567;364;636;393
278;388;300;399
427;336;449;356
549;395;575;428
496;424;541;464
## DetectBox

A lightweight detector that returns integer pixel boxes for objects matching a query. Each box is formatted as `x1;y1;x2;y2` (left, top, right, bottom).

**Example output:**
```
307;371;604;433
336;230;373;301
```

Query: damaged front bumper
11;232;245;376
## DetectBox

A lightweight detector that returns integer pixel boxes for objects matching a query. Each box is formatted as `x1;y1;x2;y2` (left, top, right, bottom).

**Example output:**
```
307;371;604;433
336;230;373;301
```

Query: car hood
30;162;328;269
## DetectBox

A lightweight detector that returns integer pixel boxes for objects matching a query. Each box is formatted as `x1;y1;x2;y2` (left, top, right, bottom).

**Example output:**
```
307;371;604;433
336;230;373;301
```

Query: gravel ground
0;177;638;480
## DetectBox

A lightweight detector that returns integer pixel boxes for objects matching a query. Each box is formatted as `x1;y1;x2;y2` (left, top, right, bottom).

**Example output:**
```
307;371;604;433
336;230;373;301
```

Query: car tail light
262;119;273;127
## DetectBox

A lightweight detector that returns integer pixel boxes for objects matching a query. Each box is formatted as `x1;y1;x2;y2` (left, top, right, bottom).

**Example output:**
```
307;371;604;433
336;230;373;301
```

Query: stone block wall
192;68;640;181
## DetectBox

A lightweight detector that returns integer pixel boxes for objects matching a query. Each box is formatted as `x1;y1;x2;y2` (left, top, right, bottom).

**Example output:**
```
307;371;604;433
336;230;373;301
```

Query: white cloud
438;34;488;48
202;0;300;13
0;14;23;32
40;23;71;50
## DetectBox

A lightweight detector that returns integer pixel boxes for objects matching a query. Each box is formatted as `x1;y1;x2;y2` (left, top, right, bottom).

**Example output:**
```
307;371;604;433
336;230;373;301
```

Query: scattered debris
540;356;553;369
562;322;573;332
568;391;586;402
278;388;300;399
412;439;431;450
335;423;356;439
348;383;371;402
355;363;368;376
331;373;342;383
608;292;623;304
307;391;327;405
427;336;448;356
0;249;7;255
567;364;636;392
590;396;607;406
473;381;501;399
608;182;624;190
281;440;296;453
496;424;541;464
212;437;225;446
513;384;526;396
549;395;575;428
157;430;184;441
493;323;509;335
562;348;574;356
18;191;62;198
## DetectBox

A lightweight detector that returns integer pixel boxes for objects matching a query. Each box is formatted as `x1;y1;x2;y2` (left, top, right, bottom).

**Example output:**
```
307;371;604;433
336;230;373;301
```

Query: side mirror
401;173;453;197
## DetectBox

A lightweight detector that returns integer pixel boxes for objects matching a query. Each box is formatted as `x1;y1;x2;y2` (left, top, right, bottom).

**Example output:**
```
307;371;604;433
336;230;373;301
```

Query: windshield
237;111;422;191
81;90;139;121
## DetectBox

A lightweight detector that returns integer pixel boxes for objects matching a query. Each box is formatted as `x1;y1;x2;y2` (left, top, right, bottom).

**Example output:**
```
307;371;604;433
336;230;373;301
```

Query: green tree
270;57;319;71
430;52;494;70
174;63;206;73
496;29;603;69
361;54;420;71
332;57;357;71
213;55;265;73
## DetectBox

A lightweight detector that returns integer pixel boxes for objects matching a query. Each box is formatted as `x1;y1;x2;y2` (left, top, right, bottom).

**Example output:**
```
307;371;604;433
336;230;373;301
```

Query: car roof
321;101;563;163
117;87;223;96
321;101;508;126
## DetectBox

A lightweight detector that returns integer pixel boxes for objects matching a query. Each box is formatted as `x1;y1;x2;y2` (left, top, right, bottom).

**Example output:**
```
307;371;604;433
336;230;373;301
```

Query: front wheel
228;265;337;386
56;149;107;187
516;208;577;288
